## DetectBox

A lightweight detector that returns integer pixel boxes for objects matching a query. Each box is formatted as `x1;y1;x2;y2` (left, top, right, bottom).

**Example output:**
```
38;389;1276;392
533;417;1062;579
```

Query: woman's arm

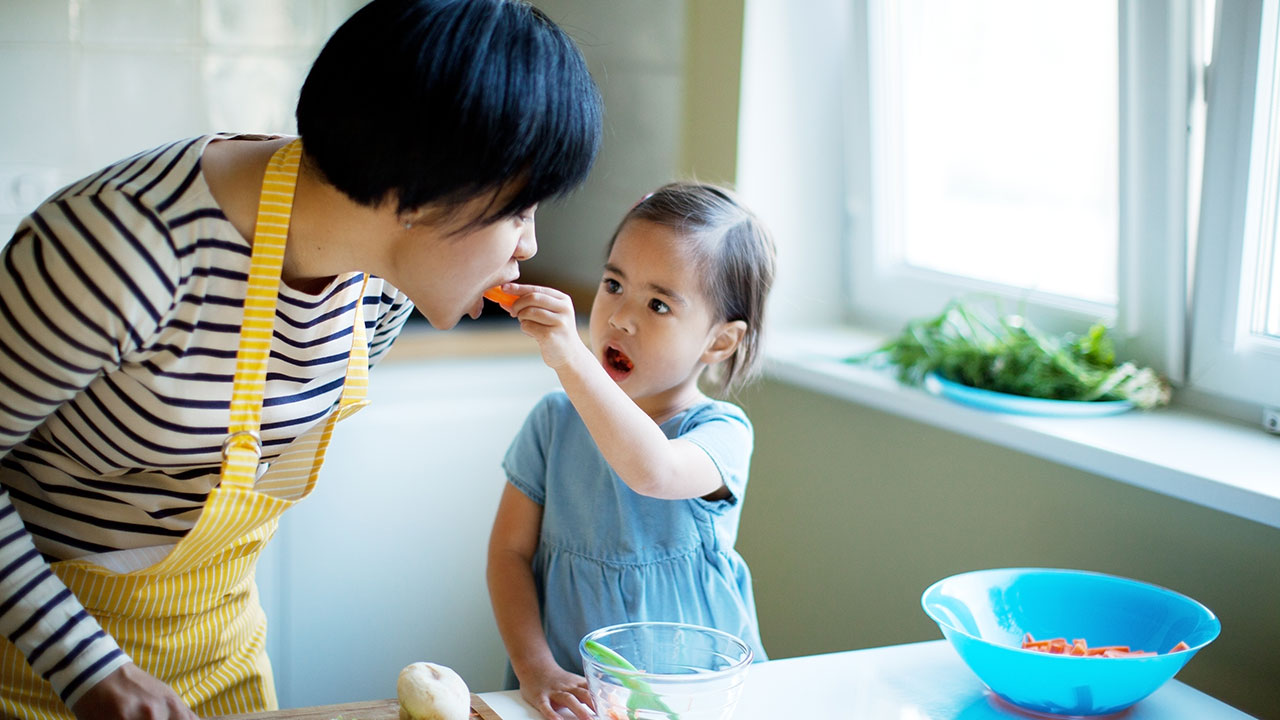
486;484;592;720
0;196;192;714
502;284;725;500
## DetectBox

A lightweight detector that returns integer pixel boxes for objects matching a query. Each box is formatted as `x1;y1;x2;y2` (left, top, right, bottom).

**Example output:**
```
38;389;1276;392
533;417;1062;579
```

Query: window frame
843;0;1196;382
1188;0;1280;409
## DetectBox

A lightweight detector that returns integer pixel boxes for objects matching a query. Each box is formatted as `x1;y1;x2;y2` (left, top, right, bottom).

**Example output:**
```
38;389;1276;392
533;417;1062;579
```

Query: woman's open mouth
603;346;634;381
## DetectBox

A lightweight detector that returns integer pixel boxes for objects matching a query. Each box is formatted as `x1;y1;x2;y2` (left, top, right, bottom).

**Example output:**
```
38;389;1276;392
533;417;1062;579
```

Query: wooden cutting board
209;694;502;720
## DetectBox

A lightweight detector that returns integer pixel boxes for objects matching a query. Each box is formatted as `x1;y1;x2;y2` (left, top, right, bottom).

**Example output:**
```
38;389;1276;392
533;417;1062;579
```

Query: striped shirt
0;135;414;704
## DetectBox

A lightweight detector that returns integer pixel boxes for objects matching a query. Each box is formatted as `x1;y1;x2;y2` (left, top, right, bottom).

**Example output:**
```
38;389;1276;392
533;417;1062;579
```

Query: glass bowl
922;567;1221;716
579;621;753;720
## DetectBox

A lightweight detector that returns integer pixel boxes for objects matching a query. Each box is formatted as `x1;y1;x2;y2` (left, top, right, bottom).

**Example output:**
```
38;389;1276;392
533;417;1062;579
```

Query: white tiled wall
0;0;362;238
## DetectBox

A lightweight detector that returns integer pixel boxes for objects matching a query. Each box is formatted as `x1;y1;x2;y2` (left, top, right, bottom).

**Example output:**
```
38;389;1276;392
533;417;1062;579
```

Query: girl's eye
649;298;670;314
602;278;621;294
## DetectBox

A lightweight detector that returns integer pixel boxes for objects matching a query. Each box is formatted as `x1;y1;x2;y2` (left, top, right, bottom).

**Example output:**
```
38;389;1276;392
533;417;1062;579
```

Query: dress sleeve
677;403;754;512
0;189;182;706
501;393;559;506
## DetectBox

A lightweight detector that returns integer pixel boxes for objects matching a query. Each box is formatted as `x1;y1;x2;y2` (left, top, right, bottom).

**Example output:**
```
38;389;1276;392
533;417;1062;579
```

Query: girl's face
588;219;741;420
383;196;537;330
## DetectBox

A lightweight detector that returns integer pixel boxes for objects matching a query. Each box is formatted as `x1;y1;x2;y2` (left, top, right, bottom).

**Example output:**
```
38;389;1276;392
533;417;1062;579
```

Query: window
737;0;1275;417
1189;0;1280;408
845;0;1197;381
871;0;1119;306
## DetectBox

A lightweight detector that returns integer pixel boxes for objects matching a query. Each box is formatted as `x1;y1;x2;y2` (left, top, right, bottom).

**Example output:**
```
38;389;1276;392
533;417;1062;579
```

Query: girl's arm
486;484;593;720
501;284;726;500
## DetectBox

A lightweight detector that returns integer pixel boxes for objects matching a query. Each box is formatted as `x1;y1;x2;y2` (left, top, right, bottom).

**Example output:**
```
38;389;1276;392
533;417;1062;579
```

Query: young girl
486;183;776;720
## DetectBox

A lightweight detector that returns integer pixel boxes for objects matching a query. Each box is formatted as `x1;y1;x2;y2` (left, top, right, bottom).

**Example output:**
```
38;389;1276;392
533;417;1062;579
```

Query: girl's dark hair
296;0;602;223
610;182;777;396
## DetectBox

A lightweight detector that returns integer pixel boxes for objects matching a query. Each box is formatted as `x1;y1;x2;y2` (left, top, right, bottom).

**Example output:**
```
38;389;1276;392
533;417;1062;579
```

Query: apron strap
220;139;371;488
338;275;372;418
220;140;301;487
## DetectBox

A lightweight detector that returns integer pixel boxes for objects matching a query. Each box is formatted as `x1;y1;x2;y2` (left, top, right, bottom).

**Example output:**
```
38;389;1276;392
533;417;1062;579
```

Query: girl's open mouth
604;346;634;380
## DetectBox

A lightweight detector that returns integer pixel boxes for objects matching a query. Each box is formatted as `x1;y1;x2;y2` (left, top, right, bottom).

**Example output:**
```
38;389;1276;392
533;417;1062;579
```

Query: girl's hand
71;662;200;719
502;284;588;371
517;664;594;720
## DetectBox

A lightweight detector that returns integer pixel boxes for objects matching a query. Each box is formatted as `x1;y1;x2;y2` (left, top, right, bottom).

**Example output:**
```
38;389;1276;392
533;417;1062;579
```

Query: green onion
583;640;679;719
848;300;1171;409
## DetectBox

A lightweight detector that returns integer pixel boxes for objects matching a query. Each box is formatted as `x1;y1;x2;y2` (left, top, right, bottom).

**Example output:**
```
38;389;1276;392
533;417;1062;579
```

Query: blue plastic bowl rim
579;621;755;682
920;567;1222;656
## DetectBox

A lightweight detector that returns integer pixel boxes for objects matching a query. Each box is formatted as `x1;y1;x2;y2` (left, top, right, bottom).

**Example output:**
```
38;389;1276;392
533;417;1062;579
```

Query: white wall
257;353;561;704
736;0;853;330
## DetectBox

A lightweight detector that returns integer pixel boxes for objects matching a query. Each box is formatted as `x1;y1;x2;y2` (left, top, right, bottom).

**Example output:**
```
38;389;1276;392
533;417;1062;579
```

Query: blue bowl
921;568;1220;716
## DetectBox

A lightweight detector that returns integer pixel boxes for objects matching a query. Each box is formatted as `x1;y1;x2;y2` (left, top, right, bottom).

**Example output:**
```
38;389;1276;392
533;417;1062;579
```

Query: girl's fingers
515;306;574;329
555;691;594;720
507;282;571;301
508;285;575;312
540;693;571;720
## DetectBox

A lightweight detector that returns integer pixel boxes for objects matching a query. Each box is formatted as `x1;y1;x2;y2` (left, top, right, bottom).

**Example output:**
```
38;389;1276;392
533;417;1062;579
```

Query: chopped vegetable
583;639;679;720
483;286;519;308
1021;633;1189;657
848;300;1172;409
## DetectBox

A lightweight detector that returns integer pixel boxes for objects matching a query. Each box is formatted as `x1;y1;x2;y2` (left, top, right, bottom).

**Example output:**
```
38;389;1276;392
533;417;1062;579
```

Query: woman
0;1;602;718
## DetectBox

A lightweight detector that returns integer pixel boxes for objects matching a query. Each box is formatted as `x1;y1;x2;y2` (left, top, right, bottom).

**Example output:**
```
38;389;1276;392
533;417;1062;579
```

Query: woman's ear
702;320;747;365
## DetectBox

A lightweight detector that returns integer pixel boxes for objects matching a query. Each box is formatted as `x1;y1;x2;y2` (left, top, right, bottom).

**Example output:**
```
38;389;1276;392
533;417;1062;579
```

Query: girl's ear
702;320;747;365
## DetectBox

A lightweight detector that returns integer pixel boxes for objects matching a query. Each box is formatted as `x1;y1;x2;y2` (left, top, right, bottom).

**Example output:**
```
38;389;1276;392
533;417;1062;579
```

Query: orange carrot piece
483;286;519;307
1019;635;1180;658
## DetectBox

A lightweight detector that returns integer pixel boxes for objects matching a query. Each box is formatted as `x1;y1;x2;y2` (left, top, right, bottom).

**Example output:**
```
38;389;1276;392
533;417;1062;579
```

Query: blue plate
922;568;1220;716
924;372;1133;417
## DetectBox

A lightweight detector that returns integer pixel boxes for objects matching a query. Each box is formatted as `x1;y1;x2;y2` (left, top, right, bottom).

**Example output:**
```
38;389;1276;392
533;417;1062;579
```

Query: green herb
583;639;679;720
848;300;1171;409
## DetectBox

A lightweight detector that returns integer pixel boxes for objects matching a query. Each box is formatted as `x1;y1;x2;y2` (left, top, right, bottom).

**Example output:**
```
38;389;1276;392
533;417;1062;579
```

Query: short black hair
296;0;602;222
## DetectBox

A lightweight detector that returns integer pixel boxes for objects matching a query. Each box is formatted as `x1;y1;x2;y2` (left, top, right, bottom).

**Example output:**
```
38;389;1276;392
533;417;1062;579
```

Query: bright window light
888;0;1118;305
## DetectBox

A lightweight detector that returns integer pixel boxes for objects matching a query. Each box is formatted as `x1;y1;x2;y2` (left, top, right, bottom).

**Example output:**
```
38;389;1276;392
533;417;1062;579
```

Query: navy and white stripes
0;134;412;703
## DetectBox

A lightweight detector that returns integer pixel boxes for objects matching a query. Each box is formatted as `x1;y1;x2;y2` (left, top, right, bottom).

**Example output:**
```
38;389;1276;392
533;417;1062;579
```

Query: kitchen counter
214;640;1254;719
484;640;1253;719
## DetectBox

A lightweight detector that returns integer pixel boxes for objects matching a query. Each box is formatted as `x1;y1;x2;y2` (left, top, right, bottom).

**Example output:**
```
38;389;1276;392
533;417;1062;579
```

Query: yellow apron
0;140;370;718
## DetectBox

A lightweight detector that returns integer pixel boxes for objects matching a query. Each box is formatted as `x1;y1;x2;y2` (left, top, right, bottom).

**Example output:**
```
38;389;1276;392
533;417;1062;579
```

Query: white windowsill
764;327;1280;530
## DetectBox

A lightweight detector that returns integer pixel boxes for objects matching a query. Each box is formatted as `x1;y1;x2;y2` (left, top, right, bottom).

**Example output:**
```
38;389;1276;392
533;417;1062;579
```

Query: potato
397;662;470;720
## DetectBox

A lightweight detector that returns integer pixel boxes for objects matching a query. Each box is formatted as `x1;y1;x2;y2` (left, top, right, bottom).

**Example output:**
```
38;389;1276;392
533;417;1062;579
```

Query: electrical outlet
1265;407;1280;435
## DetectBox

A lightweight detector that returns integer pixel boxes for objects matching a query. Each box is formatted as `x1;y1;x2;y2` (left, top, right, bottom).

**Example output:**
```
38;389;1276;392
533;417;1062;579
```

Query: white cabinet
256;350;559;706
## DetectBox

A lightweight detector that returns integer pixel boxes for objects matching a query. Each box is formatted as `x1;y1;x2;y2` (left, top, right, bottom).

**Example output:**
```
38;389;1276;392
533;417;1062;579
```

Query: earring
403;220;413;229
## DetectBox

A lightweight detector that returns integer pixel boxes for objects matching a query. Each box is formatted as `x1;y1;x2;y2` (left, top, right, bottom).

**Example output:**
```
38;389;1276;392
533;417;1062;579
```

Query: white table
477;640;1255;719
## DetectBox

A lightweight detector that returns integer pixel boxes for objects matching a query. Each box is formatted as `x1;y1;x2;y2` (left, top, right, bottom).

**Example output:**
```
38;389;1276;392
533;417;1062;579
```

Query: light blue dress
503;391;767;678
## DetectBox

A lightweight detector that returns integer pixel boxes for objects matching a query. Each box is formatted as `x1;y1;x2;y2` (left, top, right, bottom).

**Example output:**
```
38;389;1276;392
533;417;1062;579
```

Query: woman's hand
503;284;589;371
71;662;199;720
517;664;594;720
